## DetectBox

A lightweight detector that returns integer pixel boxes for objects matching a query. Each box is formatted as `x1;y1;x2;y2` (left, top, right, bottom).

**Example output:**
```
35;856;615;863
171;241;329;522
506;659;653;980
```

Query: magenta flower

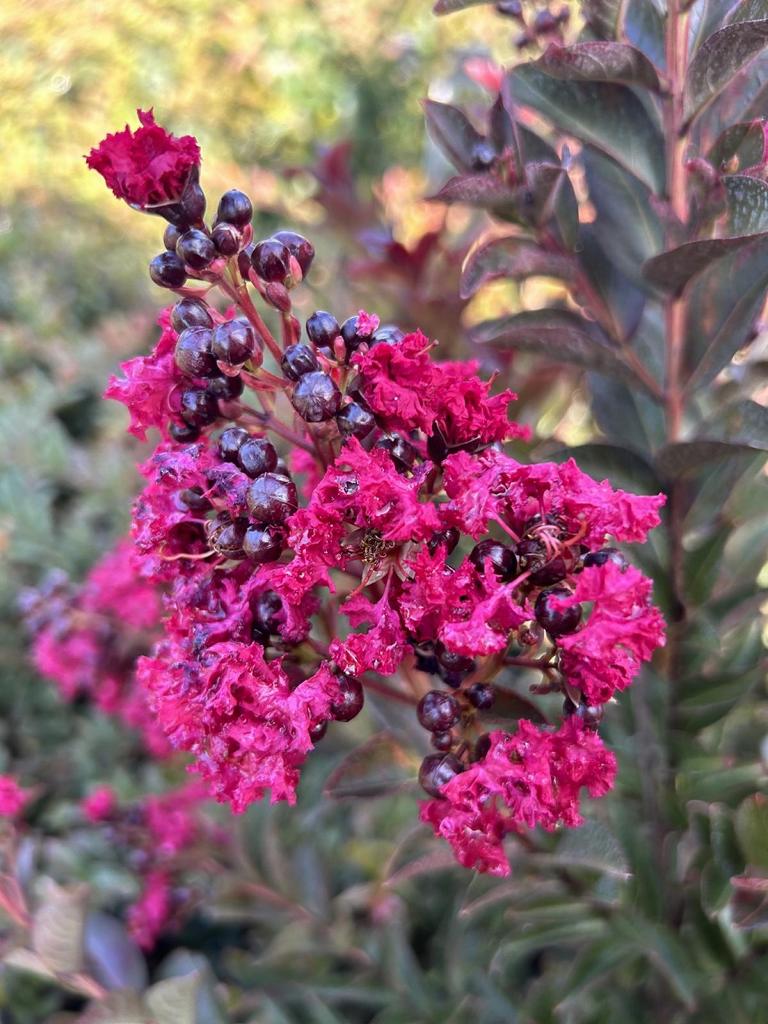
0;776;30;820
86;109;200;209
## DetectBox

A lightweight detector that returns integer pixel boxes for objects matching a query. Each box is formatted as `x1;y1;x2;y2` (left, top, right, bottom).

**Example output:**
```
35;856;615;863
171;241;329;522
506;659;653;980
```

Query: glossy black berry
171;298;213;333
178;487;211;511
206;514;247;558
427;528;461;556
251;238;291;283
178;172;206;223
306;310;339;349
426;430;448;464
435;641;475;677
414;652;440;675
431;731;454;752
330;675;364;722
207;374;244;400
169;420;201;443
237;437;278;478
515;538;546;574
370;324;405;346
582;547;628;572
211;319;257;366
242;523;284;564
417;690;461;733
246;473;298;524
469;539;518;582
336;401;375;439
216;189;253;228
272;230;315;276
474;733;492;761
176;229;217;271
467;682;495;710
418;753;464;798
218;426;249;462
565;701;604;730
529;556;568;587
251;590;283;637
376;434;417;471
309;720;327;742
212;222;241;256
534;586;582;637
174;327;217;378
149;251;187;289
496;0;522;13
179;388;218;427
339;315;365;352
281;343;320;380
291;371;341;422
163;223;182;251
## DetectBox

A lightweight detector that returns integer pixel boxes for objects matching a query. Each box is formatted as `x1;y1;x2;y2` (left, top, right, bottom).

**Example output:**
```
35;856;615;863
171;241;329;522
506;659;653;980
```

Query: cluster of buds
20;543;169;758
80;783;220;950
63;110;668;877
495;1;570;50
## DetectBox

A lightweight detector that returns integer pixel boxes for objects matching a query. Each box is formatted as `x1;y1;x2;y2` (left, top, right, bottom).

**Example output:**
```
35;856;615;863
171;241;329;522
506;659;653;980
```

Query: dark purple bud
246;473;298;523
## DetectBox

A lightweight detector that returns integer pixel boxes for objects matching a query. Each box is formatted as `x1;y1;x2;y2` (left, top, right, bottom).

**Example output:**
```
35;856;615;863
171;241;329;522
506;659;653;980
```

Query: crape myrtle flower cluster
80;110;666;876
80;782;220;949
21;542;170;758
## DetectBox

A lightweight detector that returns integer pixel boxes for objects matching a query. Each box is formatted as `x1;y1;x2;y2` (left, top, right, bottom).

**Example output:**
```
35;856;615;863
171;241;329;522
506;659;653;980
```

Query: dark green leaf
683;19;768;125
709;121;767;170
427;173;517;211
611;917;700;1009
623;0;666;68
730;875;768;929
472;309;649;387
505;65;665;192
535;41;660;90
588;372;666;452
642;234;768;294
460;237;574;299
324;732;415;799
735;795;768;869
424;99;485;173
678;669;761;729
685;233;768;386
578;225;646;340
729;0;768;24
684;526;730;605
719;398;768;446
655;441;762;477
724;174;768;233
581;147;663;284
582;0;622;38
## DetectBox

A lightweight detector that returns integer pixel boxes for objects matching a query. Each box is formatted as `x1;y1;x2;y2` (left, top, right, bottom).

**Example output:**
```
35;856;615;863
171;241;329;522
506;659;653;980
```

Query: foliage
2;1;768;1023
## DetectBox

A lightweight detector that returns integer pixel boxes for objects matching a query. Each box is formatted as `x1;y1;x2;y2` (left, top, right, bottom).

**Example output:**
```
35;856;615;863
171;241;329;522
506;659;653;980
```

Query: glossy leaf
709;120;767;170
642;234;768;294
685;233;768;386
506;65;665;192
588;373;666;452
655;441;763;477
724;173;768;233
719;398;768;446
535;41;660;91
424;99;485;173
623;0;666;68
582;148;662;283
460;236;575;299
683;19;768;125
472;309;650;387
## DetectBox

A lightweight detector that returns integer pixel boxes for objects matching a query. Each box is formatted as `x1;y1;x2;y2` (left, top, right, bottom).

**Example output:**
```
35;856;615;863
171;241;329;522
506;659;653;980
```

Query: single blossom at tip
86;109;200;209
